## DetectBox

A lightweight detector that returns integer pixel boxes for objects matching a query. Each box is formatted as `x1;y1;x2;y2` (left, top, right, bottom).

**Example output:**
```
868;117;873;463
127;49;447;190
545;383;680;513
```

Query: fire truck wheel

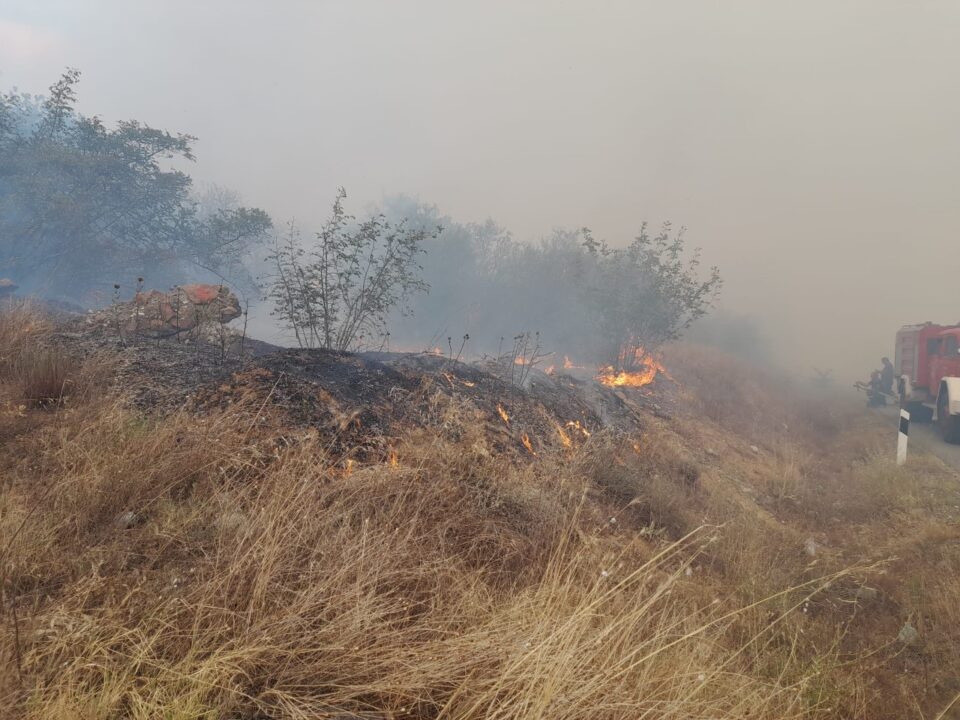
938;392;960;443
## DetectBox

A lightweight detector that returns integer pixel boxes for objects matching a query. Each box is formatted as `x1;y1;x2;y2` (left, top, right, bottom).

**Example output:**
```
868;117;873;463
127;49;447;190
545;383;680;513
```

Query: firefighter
880;357;895;395
868;371;887;406
855;370;887;407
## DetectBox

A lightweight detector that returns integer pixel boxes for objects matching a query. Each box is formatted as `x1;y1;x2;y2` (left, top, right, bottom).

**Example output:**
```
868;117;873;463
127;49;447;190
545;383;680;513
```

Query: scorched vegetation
2;303;960;719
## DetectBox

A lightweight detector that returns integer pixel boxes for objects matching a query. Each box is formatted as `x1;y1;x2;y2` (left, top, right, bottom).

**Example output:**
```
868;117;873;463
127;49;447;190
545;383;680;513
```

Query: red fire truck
896;323;960;442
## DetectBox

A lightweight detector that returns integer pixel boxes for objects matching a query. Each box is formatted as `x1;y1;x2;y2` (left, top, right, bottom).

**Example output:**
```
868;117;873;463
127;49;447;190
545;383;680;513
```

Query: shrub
267;190;439;351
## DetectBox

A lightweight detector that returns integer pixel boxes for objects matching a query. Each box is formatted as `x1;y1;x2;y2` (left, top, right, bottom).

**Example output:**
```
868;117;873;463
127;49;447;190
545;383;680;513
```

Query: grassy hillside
1;303;959;719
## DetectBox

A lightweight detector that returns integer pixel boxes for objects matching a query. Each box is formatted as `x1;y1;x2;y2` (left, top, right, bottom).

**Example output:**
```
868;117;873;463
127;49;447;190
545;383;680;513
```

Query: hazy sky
3;1;960;378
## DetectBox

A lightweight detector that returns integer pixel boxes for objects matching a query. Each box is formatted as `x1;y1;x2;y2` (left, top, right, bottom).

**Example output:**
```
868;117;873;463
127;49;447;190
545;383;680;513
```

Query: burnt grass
43;310;679;464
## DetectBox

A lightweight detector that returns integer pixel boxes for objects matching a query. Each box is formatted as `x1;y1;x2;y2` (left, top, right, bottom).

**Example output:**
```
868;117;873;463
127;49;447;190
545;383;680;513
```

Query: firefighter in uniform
855;371;887;406
880;357;895;396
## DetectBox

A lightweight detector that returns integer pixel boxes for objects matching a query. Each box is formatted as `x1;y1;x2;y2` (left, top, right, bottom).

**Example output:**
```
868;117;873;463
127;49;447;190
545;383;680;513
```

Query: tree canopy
383;197;721;365
0;69;271;300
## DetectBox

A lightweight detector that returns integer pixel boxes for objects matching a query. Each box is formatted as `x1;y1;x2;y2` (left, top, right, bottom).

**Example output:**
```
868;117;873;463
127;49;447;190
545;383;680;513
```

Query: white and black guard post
897;408;909;466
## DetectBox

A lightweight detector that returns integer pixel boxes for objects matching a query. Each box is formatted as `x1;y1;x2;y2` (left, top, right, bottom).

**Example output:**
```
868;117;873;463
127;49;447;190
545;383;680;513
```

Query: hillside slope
2;304;960;719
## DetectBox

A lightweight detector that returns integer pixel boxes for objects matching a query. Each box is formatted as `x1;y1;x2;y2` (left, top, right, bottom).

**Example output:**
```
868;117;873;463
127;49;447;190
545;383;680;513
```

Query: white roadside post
897;408;910;466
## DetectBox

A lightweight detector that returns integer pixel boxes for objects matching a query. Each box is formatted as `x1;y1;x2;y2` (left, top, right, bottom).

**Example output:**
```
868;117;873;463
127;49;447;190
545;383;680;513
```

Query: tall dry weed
0;400;860;719
0;303;50;379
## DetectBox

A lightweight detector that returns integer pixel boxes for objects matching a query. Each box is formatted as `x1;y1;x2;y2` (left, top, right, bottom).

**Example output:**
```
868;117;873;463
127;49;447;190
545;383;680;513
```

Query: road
878;405;960;470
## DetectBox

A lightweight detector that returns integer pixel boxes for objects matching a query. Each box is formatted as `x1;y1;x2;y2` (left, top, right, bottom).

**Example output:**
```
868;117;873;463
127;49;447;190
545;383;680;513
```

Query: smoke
374;195;725;365
6;1;960;380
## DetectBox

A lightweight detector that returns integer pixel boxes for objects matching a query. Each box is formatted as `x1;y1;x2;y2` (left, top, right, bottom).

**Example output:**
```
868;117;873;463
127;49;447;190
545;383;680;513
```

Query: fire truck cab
895;322;960;442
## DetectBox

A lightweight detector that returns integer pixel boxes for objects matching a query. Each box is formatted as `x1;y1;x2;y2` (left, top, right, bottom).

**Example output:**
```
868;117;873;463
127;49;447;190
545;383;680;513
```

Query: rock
115;511;141;529
706;447;719;458
855;586;879;602
897;622;920;646
803;537;818;557
121;284;242;338
0;278;18;298
749;445;760;454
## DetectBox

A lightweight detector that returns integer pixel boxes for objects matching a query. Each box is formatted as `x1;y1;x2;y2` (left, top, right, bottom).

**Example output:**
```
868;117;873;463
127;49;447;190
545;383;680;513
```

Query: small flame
566;420;591;437
595;351;666;388
557;425;572;448
514;356;530;365
345;458;355;476
632;441;642;454
497;404;510;424
443;371;475;388
544;365;555;375
521;433;536;455
389;450;399;468
562;355;585;370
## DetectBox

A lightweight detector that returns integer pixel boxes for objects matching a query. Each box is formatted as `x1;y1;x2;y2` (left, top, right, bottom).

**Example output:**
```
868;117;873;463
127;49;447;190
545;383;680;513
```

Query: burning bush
582;223;721;369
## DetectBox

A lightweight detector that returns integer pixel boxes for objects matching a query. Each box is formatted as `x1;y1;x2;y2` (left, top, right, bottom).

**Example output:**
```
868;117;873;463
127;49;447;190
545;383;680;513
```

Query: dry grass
0;302;50;375
663;342;857;450
14;347;82;407
663;342;788;439
0;303;111;410
0;400;853;719
658;340;960;718
2;324;960;718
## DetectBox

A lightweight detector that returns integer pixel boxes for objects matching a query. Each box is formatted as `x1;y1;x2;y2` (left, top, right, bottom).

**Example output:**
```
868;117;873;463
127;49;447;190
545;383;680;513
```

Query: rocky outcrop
124;284;242;338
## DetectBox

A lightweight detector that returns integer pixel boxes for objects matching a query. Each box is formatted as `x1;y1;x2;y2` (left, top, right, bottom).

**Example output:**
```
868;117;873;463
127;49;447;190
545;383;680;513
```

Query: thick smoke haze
4;0;960;380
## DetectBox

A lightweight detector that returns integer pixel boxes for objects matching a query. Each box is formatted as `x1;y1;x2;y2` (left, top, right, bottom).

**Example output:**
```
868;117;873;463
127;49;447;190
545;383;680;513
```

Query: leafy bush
267;189;438;350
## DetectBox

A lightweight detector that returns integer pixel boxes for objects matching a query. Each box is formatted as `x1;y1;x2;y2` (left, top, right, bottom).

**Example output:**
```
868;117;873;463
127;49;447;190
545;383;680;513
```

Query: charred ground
44;305;674;464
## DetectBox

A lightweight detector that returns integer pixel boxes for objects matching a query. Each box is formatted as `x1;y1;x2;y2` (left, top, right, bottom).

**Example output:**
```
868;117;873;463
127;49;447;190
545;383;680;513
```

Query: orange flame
389;450;399;468
544;365;555;375
556;425;572;448
566;420;591;437
521;433;536;455
514;356;530;365
345;458;355;476
595;351;666;388
497;404;510;424
562;355;585;370
443;371;475;388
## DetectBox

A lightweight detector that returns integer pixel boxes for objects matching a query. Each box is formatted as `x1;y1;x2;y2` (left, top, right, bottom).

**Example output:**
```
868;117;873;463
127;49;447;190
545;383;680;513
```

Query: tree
267;189;437;351
378;196;721;365
583;223;721;367
0;69;271;298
